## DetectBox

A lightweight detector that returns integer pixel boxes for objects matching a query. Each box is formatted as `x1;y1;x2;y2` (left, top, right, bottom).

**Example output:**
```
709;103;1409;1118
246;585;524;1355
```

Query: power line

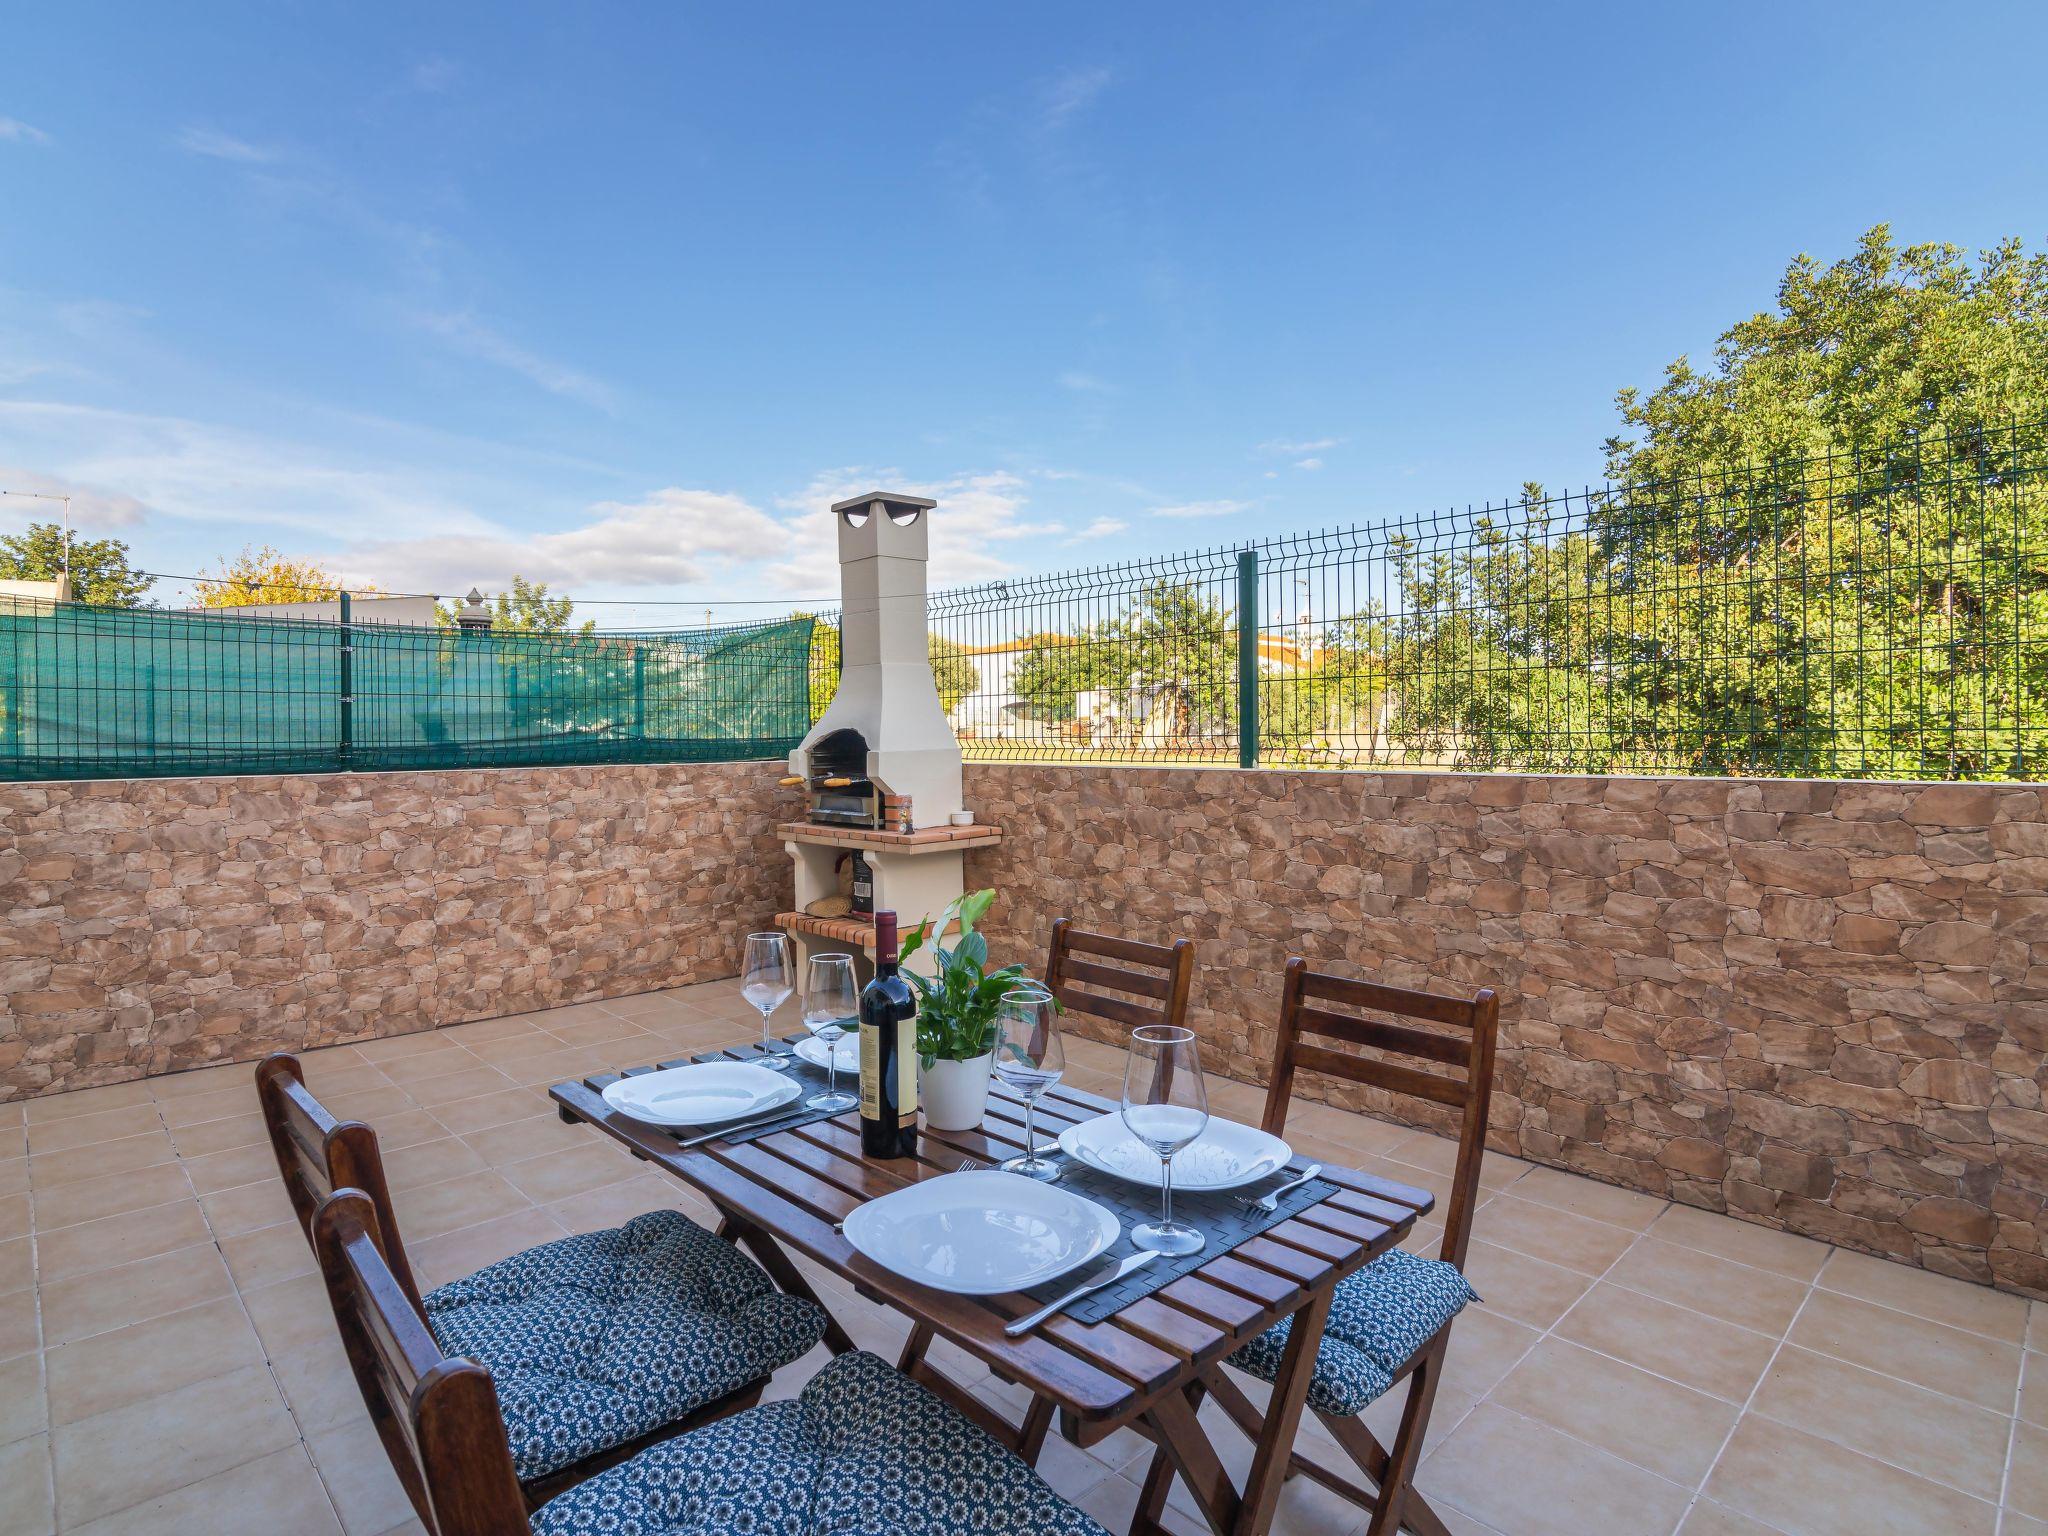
134;569;838;608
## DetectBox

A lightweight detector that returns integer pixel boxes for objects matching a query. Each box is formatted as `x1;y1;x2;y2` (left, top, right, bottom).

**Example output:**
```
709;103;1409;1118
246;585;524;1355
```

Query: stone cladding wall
0;763;795;1100
963;764;2048;1298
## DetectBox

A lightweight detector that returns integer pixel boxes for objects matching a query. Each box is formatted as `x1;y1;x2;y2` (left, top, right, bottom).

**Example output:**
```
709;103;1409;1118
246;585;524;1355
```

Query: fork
1240;1163;1322;1215
836;1156;985;1231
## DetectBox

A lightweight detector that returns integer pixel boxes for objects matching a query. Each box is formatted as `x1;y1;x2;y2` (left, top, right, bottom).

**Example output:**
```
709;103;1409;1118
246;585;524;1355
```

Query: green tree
1014;580;1237;744
804;625;983;718
436;576;593;635
0;523;152;607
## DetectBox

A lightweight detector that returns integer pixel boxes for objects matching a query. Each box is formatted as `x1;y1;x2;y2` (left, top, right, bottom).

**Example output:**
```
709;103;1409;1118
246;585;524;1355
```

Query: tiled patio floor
1;982;2041;1536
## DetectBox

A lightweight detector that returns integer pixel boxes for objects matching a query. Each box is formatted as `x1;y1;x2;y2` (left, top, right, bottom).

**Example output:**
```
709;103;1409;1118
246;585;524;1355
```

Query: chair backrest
255;1053;424;1311
312;1189;533;1536
1043;919;1196;1035
1259;961;1500;1270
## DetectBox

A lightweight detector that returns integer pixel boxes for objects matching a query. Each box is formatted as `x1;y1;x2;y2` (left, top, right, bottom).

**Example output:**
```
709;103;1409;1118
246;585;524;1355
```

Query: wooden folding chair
1209;960;1500;1536
1043;918;1195;1035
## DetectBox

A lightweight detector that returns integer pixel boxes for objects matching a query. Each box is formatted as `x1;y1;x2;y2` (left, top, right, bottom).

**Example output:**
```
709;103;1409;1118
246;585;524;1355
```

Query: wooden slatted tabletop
551;1045;1432;1536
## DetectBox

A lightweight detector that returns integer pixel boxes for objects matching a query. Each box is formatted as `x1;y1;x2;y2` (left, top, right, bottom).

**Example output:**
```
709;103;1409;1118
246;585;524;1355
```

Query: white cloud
409;310;615;411
0;466;148;529
1040;66;1111;131
1058;370;1114;394
1151;499;1253;520
1258;436;1341;455
774;467;1061;593
0;117;51;147
1294;457;1324;471
176;126;279;164
352;488;788;593
1064;517;1125;545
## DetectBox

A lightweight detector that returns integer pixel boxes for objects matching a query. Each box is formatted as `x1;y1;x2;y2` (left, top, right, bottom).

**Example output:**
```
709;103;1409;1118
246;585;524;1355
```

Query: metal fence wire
0;601;816;781
919;419;2048;780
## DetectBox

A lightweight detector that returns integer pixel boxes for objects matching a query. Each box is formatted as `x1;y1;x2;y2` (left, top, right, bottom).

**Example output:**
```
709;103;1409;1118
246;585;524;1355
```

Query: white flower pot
921;1052;994;1131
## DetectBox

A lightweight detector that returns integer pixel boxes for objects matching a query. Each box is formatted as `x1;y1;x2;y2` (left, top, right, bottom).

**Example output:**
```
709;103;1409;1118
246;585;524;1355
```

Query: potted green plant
900;888;1041;1131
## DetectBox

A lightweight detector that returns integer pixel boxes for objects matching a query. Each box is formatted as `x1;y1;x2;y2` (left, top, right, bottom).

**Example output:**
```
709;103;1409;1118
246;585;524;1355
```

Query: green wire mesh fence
0;601;816;781
917;419;2048;780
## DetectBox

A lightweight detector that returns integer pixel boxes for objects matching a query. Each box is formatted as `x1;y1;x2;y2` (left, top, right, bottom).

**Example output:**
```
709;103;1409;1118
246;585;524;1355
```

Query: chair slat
1291;1006;1472;1066
1290;1042;1470;1108
1060;956;1174;1001
1045;919;1195;1037
1056;985;1160;1031
1299;971;1481;1029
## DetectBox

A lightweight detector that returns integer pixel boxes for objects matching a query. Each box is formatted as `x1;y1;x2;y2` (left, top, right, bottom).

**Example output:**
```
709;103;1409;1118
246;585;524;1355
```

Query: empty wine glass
994;988;1063;1181
740;932;795;1070
801;953;858;1112
1121;1024;1209;1255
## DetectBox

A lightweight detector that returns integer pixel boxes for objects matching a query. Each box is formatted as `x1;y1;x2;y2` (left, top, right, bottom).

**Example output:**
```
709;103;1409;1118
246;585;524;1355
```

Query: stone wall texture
0;763;794;1101
963;764;2048;1300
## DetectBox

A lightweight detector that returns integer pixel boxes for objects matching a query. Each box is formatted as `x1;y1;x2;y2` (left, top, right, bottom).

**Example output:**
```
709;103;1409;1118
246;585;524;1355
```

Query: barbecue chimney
791;491;962;830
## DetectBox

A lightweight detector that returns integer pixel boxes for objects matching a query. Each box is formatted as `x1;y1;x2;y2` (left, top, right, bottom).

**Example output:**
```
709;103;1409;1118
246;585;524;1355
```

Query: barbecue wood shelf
773;910;876;956
777;821;1002;854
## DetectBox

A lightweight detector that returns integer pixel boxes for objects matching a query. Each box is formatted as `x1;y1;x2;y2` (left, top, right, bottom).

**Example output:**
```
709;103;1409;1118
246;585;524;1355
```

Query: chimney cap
830;491;938;517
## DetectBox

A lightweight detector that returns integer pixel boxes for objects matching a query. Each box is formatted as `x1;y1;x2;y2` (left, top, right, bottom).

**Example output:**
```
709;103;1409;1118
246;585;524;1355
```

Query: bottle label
897;1015;917;1124
860;1025;881;1119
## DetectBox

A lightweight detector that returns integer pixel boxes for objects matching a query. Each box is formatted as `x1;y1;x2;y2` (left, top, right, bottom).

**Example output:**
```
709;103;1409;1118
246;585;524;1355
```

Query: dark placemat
1018;1156;1339;1324
618;1039;855;1147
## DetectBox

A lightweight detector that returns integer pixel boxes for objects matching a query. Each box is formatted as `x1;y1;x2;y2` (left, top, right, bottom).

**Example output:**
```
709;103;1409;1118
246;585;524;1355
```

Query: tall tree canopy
194;544;365;606
435;576;592;635
0;523;152;607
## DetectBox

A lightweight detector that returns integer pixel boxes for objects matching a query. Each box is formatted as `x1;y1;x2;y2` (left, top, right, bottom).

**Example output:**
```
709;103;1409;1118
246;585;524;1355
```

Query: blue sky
4;2;2047;622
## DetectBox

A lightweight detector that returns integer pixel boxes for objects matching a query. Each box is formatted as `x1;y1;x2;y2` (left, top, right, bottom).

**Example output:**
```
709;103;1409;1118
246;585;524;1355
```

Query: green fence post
337;591;353;770
1237;549;1259;769
633;647;646;742
144;662;157;752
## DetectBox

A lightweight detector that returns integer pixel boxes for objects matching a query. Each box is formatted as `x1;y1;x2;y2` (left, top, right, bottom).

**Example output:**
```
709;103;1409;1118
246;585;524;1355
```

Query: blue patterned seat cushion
531;1349;1112;1536
424;1209;826;1481
1226;1248;1479;1416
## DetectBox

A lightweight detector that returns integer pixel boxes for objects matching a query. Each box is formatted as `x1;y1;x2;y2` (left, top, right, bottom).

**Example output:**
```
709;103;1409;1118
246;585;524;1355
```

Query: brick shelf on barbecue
773;910;877;954
776;821;1002;854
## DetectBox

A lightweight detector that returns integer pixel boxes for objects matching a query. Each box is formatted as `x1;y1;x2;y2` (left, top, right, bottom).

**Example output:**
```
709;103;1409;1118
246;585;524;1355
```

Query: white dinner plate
793;1033;860;1073
601;1062;800;1128
1057;1112;1294;1192
840;1170;1120;1295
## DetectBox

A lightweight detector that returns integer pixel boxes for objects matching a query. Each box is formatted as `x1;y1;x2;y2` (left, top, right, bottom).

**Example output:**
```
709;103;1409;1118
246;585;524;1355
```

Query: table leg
1233;1285;1334;1536
1136;1385;1238;1536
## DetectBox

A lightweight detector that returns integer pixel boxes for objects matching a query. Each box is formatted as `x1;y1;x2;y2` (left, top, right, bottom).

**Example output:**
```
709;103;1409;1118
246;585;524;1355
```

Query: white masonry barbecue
774;492;1001;979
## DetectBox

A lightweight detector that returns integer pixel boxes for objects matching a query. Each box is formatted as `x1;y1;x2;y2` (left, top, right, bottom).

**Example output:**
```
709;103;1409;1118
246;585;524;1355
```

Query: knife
673;1104;815;1149
1004;1250;1158;1337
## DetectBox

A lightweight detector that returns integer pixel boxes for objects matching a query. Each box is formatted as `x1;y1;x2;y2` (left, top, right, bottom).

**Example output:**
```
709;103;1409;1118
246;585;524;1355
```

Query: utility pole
0;489;73;593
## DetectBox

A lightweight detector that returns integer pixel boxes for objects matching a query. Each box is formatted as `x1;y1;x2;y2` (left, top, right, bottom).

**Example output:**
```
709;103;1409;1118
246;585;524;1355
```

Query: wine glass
740;932;795;1070
994;988;1063;1181
1121;1024;1209;1255
801;953;859;1113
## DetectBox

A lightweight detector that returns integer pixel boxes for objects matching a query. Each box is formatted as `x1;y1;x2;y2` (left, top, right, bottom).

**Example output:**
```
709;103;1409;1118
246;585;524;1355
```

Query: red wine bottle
859;910;919;1159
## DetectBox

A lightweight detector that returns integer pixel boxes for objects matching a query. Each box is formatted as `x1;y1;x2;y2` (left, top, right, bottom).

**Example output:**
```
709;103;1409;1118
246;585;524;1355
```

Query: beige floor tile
1676;1499;1790;1535
147;1061;255;1101
2022;1350;2045;1429
426;1086;554;1134
0;1289;37;1361
1469;1194;1638;1277
457;1113;594;1168
1460;1239;1596;1330
437;1013;549;1044
270;1330;367;1432
404;1065;518;1108
167;1111;268;1158
389;1169;529;1242
198;1176;299;1237
1814;1248;2030;1343
27;1109;164;1160
462;1030;577;1065
1703;1415;1998;1536
35;1198;212;1281
366;1107;455;1152
240;1270;346;1360
50;1363;298;1527
24;1128;176;1191
293;1062;393;1100
0;1126;23;1164
353;1030;461;1063
379;1135;490;1193
405;1207;569;1292
0;1159;22;1201
2003;1511;2048;1536
547;1016;651;1050
2010;1421;2048;1521
1749;1344;2010;1498
0;1238;29;1296
0;1434;52;1536
1508;1164;1668;1231
376;1048;490;1087
67;1443;344;1536
42;1241;235;1346
181;1141;284;1196
501;1044;633;1089
45;1295;266;1427
1491;1337;1741;1486
0;1195;23;1242
0;1352;47;1445
1553;1281;1778;1402
1418;1402;1693;1536
156;1082;261;1129
220;1218;318;1290
1787;1290;2021;1413
498;1141;639;1204
1647;1204;1829;1283
1384;1130;1531;1191
1606;1238;1809;1336
320;1086;421;1123
23;1080;155;1123
541;1172;709;1235
306;1413;420;1536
